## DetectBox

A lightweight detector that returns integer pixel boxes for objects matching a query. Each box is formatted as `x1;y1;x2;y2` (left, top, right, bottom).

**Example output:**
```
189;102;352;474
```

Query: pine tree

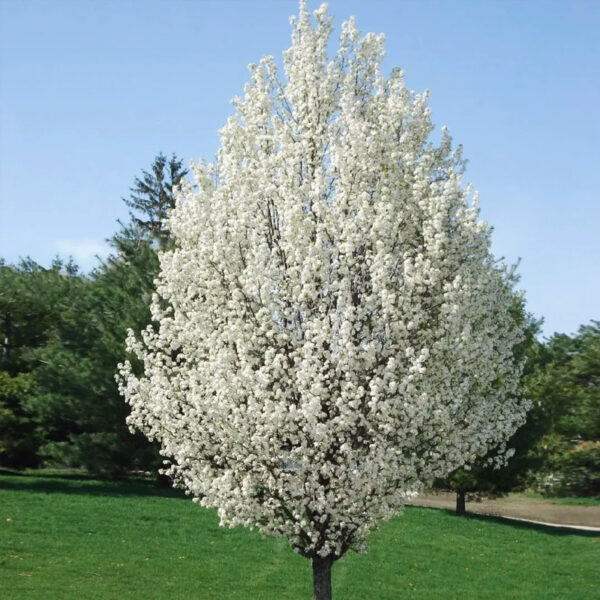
123;153;188;249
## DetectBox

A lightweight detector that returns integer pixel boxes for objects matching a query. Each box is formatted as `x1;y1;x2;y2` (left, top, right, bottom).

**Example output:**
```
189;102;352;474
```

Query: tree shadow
0;470;187;500
426;505;600;538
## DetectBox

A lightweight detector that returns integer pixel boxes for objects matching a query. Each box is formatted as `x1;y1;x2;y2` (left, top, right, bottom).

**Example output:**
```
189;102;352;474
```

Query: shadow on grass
406;505;600;538
0;470;187;500
4;471;598;537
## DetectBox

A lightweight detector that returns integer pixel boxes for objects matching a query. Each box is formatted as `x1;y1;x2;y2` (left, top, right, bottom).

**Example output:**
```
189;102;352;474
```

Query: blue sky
1;0;598;337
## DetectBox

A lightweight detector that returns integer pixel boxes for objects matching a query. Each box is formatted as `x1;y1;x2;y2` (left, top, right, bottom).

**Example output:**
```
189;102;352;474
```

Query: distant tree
123;153;188;249
439;303;543;515
0;370;37;468
526;322;600;496
118;6;530;599
0;258;83;468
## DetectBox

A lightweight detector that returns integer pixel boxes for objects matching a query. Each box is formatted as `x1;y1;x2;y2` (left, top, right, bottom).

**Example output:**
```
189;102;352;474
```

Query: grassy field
1;472;598;599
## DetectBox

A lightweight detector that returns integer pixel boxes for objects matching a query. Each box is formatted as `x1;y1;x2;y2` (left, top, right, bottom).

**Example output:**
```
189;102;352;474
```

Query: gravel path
406;492;600;531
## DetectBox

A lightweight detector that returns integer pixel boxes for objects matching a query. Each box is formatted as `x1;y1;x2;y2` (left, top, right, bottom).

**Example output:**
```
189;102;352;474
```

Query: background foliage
1;154;597;497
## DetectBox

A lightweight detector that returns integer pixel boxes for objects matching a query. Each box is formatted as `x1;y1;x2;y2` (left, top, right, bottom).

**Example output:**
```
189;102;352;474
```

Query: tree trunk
155;473;171;489
456;490;466;516
312;556;333;600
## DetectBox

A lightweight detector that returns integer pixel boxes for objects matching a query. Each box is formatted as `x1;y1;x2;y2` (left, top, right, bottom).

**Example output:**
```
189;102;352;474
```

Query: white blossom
117;1;528;566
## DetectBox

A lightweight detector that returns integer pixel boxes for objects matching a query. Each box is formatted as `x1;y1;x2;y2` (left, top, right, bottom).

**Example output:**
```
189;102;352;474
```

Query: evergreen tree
0;258;84;468
527;322;600;495
123;153;188;249
30;154;187;478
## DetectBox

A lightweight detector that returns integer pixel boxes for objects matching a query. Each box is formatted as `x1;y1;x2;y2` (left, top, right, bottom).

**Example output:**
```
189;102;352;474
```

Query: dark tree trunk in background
312;556;333;600
456;490;466;516
155;473;171;489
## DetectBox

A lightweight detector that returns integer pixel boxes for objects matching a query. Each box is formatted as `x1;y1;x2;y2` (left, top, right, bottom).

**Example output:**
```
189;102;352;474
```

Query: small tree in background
440;304;543;515
118;4;530;598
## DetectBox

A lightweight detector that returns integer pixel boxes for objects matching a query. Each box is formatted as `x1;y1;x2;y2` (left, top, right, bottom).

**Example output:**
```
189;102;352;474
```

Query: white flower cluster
117;1;528;561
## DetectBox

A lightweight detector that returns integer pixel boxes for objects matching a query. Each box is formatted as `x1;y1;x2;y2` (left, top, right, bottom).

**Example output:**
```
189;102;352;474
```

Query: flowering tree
117;3;529;598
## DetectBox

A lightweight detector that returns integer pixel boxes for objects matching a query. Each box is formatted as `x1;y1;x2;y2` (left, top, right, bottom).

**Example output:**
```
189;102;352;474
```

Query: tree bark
456;490;466;516
312;556;333;600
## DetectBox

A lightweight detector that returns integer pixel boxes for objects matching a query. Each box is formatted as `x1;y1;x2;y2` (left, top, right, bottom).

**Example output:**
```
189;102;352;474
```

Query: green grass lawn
1;472;598;599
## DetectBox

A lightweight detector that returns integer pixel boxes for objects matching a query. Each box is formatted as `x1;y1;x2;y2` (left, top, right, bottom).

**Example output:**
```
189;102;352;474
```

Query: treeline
0;154;186;479
1;154;598;497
